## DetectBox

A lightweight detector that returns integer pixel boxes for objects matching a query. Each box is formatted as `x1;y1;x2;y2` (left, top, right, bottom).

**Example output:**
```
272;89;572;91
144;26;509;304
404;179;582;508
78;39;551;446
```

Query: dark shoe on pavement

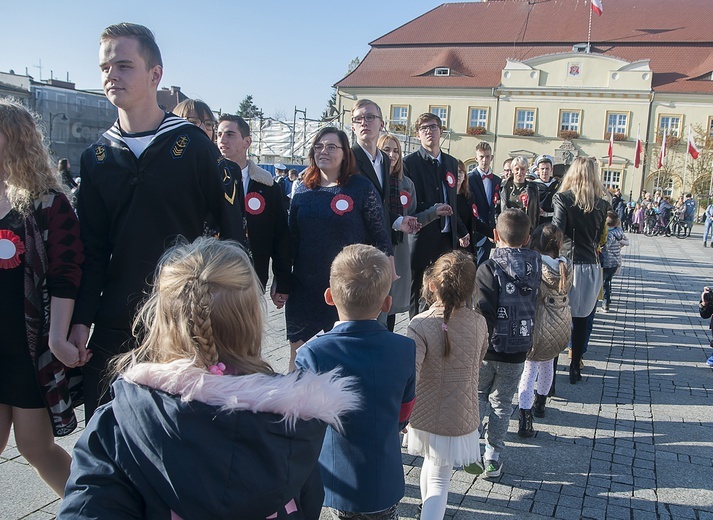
518;408;535;437
533;394;547;417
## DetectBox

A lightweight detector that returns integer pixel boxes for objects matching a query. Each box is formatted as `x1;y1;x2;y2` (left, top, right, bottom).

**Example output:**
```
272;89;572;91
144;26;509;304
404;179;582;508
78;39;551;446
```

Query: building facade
336;0;713;200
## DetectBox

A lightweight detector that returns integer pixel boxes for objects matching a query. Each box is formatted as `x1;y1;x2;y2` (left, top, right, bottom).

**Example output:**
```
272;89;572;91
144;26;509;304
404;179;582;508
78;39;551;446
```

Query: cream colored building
336;0;713;200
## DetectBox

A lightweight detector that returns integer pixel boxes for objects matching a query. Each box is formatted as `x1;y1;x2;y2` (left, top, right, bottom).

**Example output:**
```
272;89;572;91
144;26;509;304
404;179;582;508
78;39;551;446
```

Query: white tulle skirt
407;427;482;467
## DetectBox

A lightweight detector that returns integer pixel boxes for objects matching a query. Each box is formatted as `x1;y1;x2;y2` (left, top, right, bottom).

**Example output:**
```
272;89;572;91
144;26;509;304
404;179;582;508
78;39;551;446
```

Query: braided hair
421;251;477;357
115;237;272;376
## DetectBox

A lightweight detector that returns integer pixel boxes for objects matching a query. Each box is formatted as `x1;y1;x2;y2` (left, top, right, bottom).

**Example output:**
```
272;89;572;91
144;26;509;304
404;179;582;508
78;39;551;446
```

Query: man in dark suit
217;114;291;308
468;141;501;266
404;112;465;317
350;99;419;235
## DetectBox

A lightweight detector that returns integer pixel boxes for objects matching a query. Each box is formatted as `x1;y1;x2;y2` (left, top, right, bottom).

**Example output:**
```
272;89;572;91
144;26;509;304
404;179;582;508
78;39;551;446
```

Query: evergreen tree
236;95;263;119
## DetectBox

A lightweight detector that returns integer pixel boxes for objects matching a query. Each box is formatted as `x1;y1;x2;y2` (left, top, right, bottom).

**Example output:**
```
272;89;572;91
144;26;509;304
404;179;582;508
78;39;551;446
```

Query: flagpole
683;125;690;195
587;4;593;52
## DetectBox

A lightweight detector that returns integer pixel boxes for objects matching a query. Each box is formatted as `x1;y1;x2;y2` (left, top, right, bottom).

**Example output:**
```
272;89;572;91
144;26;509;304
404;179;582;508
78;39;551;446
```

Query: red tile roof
338;0;713;94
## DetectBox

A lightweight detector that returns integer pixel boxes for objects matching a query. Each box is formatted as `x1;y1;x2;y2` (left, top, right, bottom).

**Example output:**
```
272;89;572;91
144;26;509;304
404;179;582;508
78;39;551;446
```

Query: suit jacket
230;160;291;293
351;143;397;227
468;169;502;244
295;320;416;513
404;147;460;270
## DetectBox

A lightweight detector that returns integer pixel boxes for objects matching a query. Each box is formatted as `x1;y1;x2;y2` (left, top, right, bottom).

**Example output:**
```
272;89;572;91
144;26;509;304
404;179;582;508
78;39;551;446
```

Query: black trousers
82;326;135;420
410;233;453;318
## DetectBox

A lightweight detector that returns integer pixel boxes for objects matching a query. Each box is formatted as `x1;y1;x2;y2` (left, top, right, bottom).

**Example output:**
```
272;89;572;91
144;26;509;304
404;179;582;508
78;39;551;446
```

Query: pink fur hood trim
124;360;360;433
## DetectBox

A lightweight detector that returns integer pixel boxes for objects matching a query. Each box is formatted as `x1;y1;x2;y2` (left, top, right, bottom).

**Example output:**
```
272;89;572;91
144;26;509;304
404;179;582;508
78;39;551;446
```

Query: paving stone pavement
2;229;712;519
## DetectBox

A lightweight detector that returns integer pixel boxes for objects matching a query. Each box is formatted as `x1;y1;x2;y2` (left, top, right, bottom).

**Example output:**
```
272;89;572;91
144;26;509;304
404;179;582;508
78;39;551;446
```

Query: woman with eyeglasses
286;127;393;369
173;99;216;142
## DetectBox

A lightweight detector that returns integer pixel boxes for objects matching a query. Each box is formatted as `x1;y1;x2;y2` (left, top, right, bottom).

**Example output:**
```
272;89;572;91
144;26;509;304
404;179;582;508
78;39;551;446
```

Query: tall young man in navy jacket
69;23;246;419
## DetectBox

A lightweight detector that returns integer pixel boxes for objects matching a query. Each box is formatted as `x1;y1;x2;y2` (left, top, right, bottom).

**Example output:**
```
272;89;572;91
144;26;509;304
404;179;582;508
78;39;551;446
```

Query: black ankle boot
569;365;578;384
533;394;547;417
518;408;534;437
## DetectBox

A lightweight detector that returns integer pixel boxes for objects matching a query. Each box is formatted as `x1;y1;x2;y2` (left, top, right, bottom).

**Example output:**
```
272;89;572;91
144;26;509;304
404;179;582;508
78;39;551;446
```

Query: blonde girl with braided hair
405;250;490;518
60;237;359;520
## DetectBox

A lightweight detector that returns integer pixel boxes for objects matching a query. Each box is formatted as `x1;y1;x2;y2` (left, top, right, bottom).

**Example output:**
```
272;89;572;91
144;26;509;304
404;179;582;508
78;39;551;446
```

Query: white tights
419;457;452;519
518;359;554;409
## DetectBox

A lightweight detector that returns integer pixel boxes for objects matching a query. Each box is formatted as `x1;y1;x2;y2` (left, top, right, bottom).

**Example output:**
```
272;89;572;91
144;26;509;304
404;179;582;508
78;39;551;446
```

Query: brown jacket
528;257;573;361
407;305;489;436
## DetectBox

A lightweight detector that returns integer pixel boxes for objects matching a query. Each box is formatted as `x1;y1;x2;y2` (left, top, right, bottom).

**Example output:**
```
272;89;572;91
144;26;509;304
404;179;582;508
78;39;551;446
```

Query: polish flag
688;131;701;160
591;0;603;16
608;130;614;166
634;127;643;168
658;129;667;169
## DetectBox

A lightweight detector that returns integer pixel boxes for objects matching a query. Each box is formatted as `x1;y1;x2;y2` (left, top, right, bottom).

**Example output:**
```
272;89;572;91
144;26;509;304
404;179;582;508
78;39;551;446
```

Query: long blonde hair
0;99;64;214
377;134;404;179
558;156;607;213
115;237;273;376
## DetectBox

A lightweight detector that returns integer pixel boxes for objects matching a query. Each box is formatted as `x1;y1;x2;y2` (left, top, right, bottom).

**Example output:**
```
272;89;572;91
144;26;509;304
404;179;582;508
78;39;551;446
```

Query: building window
389;105;409;134
468;107;488;132
559;110;581;132
429;106;448;127
434;67;450;77
605;111;629;139
657;114;682;137
76;97;86;106
514;108;536;135
601;169;622;190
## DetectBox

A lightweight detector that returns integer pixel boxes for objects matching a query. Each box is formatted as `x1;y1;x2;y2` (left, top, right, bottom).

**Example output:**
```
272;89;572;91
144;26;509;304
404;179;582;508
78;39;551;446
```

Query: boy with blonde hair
296;244;416;518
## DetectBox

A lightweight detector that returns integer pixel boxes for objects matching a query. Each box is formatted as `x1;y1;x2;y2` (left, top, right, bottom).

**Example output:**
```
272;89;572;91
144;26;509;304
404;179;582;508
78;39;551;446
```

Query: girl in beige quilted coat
406;251;489;519
517;224;572;437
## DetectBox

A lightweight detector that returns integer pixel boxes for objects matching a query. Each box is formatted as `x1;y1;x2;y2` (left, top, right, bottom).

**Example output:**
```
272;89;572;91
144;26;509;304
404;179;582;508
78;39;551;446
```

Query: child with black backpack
476;209;542;478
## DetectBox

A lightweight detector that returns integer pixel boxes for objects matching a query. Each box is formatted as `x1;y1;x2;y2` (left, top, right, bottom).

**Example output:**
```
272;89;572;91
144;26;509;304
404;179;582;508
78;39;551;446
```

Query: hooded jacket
59;361;359;520
475;247;542;363
528;255;573;361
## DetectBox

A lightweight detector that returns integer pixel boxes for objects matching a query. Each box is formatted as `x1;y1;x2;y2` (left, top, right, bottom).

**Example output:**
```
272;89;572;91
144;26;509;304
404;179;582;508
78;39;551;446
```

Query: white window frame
429;105;449;128
657;114;683;138
605;111;629;138
514;108;537;131
468;107;489;130
559;109;582;133
601;169;622;190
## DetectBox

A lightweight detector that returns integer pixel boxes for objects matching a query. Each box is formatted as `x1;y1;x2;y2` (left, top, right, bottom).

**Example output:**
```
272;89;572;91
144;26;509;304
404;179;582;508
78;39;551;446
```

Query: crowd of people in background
10;19;712;520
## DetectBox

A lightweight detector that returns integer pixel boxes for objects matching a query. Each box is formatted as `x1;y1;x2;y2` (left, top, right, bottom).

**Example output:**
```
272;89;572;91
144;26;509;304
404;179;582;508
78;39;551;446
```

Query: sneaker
484;459;503;478
602;301;610;313
707;354;713;366
463;460;485;475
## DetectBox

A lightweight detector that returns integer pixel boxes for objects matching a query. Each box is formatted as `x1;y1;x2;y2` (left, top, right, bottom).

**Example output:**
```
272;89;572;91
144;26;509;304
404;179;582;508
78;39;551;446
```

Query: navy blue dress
286;175;393;342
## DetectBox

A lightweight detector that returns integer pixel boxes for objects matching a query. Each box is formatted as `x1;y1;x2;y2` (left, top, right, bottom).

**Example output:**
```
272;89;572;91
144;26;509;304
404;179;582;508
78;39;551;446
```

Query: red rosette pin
0;229;26;269
399;191;411;208
471;204;479;218
519;192;529;208
245;192;266;215
492;191;500;206
445;171;456;188
331;194;354;216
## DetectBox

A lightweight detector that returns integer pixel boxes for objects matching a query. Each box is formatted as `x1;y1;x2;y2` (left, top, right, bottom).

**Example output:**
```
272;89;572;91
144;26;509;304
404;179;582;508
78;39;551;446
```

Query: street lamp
48;112;67;155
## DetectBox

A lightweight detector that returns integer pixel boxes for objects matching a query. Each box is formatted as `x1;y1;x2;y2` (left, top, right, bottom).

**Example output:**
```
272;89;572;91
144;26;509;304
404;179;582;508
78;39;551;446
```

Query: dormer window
434;67;450;77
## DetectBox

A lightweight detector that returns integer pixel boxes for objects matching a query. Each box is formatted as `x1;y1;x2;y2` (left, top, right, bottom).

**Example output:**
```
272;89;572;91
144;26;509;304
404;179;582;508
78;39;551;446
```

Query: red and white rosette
399;191;411;208
492;191;500;207
330;194;354;216
471;204;479;218
519;192;529;208
445;171;456;188
245;192;266;215
0;229;26;269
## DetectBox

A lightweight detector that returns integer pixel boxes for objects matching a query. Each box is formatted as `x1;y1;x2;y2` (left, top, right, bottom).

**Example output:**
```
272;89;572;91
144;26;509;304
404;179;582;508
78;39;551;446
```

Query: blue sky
2;1;460;119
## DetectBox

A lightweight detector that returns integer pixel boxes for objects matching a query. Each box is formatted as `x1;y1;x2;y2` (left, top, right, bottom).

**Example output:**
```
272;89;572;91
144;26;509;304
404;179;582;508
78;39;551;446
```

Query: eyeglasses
351;114;382;125
187;117;216;130
314;143;343;153
418;123;441;133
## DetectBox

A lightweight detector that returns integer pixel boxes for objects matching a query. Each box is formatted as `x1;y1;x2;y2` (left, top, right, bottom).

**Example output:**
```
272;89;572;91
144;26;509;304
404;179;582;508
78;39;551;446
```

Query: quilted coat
407;305;489;436
528;256;573;361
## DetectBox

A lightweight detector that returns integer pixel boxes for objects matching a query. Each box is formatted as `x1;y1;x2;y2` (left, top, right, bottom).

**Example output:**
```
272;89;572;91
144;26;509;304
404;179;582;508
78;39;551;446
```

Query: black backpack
490;257;540;354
